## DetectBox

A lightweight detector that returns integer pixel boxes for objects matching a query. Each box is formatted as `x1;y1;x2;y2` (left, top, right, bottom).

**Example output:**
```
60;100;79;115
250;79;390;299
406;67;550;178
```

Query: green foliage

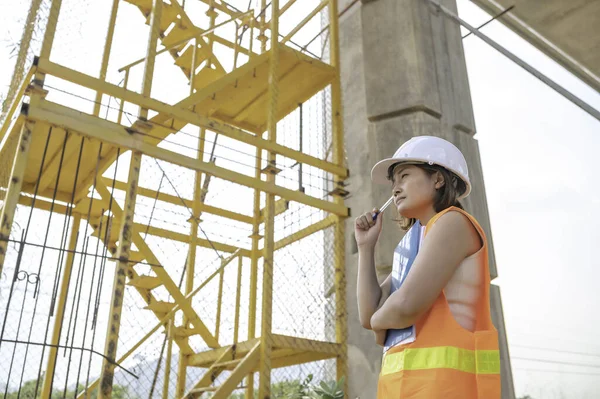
0;378;134;399
306;377;345;399
219;375;345;399
223;376;312;399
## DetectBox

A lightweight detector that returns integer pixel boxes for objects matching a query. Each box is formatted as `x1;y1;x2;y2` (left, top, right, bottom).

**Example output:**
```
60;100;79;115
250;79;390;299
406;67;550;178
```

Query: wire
512;356;600;369
151;158;225;259
0;338;139;379
512;344;600;359
0;237;164;268
117;108;332;193
43;78;338;187
514;367;600;377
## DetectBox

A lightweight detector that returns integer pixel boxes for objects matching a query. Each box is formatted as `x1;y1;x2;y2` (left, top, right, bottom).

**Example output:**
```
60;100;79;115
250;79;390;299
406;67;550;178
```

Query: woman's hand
354;208;383;250
374;329;387;347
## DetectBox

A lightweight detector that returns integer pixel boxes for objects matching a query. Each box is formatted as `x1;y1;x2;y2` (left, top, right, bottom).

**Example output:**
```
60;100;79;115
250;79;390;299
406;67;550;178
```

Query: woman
355;136;500;398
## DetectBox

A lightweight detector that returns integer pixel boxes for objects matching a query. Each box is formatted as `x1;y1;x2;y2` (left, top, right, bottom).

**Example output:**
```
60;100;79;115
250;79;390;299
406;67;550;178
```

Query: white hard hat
370;136;471;199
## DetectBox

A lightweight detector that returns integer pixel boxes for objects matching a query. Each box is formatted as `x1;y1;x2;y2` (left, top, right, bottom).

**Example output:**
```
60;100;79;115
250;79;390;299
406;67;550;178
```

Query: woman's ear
434;172;445;190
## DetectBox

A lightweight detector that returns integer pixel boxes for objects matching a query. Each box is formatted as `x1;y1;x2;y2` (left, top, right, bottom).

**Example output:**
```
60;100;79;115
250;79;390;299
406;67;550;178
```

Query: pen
372;195;395;221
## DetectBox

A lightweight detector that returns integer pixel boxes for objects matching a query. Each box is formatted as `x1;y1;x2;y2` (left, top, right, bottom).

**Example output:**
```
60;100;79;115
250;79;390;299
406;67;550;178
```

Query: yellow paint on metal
26;99;349;216
34;0;62;83
272;334;343;354
215;256;225;341
272;215;336;251
95;181;220;349
40;214;81;398
270;351;336;370
101;177;253;224
0;66;35;143
16;193;70;216
328;1;349;396
2;0;350;394
0;0;41;124
162;318;174;399
213;341;261;399
258;197;289;221
0;120;34;274
98;151;142;399
177;126;206;397
258;1;279;397
138;0;162;121
246;142;262;399
93;0;119;117
34;58;347;178
282;0;328;44
76;250;241;397
264;0;297;26
234;255;242;344
183;346;234;397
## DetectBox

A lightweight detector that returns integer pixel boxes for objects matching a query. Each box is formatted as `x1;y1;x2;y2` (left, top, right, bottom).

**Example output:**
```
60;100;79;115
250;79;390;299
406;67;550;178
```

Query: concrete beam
340;0;513;397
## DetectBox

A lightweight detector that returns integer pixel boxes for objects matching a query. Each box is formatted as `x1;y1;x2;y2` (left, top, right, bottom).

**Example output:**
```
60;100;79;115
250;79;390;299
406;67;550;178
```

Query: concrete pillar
338;0;515;397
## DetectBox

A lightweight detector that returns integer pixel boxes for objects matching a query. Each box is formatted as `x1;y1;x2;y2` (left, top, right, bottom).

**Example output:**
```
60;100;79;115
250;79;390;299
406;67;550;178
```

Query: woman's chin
397;203;421;220
396;204;411;218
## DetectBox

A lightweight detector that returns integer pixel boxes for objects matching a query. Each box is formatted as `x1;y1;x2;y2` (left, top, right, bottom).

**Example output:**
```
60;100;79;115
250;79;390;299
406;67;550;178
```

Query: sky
1;0;600;398
456;1;600;398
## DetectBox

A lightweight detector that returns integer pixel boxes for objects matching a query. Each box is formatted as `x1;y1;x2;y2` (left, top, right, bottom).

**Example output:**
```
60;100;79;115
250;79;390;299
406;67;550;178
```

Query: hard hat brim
370;157;472;200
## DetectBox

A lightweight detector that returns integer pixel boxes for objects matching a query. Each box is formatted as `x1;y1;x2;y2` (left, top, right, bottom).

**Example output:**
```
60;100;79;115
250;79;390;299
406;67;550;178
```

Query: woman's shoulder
428;208;483;257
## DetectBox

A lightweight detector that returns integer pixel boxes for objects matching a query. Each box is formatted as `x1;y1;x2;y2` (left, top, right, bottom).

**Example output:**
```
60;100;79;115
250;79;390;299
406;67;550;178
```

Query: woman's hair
387;163;466;230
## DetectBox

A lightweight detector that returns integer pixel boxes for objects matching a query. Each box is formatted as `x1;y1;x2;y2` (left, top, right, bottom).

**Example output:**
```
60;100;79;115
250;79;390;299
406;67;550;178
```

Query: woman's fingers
355;215;367;230
355;210;382;230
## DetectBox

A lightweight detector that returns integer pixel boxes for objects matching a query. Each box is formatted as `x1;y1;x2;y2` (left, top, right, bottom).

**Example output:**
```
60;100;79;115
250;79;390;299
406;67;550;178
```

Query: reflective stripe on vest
381;346;500;376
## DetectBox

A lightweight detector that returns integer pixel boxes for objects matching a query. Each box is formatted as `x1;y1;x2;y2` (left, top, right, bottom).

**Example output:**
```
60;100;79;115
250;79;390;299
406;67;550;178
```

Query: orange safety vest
377;207;500;398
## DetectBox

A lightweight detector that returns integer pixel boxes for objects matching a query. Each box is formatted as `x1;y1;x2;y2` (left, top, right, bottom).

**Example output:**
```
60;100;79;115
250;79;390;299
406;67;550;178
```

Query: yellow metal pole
162;318;174;399
233;22;240;69
246;3;269;398
281;0;328;44
328;0;348;396
246;145;260;399
249;17;255;59
139;0;162;121
0;121;34;274
97;153;142;399
176;126;206;397
258;1;279;398
215;259;225;340
40;214;81;397
190;37;198;92
35;0;62;83
206;1;217;68
93;0;119;117
98;0;160;396
1;0;42;123
0;66;36;143
117;70;129;125
234;255;242;344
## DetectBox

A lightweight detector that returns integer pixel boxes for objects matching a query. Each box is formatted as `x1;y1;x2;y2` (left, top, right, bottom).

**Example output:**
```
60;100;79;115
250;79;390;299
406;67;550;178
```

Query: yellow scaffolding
0;0;349;398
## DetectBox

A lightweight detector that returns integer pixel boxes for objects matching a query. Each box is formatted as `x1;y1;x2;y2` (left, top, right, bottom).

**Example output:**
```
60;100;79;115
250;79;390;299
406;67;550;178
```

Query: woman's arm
357;244;391;329
374;329;387;346
373;282;393;345
370;211;481;330
355;208;390;330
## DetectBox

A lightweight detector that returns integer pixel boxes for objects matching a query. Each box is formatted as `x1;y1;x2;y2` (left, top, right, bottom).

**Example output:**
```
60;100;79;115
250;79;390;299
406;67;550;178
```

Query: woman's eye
401;174;408;179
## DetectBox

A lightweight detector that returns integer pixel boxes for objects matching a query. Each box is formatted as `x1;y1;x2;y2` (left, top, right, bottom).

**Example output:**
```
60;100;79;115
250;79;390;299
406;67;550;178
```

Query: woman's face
391;164;441;218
